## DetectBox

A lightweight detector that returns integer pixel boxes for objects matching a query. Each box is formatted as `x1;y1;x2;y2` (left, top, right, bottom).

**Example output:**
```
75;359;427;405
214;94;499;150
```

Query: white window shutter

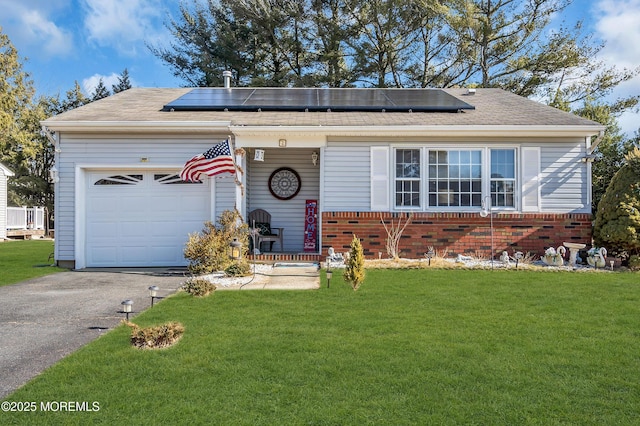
521;147;540;211
371;146;390;211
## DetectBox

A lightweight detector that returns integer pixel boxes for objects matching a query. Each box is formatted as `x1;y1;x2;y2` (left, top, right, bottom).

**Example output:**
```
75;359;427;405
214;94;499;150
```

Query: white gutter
39;120;605;139
39;121;232;133
230;124;606;138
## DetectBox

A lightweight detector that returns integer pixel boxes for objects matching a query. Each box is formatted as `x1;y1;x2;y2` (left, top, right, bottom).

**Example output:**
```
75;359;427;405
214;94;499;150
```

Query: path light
514;251;524;269
426;248;435;266
480;196;494;270
149;286;160;307
326;265;333;288
229;238;242;260
121;299;133;321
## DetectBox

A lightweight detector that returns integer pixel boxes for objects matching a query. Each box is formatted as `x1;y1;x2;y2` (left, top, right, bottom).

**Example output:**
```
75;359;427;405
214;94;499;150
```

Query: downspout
41;125;57;148
586;130;604;214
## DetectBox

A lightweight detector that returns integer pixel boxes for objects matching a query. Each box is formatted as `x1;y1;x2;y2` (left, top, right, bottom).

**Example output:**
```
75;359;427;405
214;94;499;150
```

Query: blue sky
1;0;639;135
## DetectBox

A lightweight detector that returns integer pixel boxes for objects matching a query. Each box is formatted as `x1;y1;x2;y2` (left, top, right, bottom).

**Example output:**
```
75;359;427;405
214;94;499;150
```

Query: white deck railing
7;206;46;230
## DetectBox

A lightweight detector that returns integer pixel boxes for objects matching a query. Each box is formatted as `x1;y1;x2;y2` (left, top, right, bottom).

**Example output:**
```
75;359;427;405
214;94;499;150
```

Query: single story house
41;87;604;269
0;163;15;240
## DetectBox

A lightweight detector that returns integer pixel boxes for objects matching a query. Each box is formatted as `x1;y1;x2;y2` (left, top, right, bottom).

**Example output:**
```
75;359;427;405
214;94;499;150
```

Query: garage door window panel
94;174;143;185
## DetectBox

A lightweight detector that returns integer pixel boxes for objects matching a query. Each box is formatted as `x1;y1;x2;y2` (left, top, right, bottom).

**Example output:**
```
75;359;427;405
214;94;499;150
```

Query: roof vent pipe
223;71;232;88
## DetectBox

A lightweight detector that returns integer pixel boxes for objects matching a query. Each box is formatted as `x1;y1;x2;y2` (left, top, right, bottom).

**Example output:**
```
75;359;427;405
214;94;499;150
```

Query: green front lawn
0;240;65;286
3;269;640;424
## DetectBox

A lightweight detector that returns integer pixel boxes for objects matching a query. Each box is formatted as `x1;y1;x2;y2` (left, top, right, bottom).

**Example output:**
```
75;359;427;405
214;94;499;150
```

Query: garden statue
500;251;510;265
587;247;607;268
542;246;566;266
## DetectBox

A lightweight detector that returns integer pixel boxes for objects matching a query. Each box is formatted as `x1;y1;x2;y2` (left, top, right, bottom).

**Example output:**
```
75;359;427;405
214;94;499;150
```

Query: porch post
235;149;246;218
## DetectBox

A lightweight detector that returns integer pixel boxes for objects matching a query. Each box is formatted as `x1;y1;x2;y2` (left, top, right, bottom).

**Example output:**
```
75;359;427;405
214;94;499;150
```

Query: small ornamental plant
183;209;249;275
126;321;184;350
225;261;251;277
344;234;365;291
182;278;216;297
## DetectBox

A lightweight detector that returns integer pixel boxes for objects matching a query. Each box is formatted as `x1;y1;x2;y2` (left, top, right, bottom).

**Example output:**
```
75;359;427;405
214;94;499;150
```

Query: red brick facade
322;211;592;259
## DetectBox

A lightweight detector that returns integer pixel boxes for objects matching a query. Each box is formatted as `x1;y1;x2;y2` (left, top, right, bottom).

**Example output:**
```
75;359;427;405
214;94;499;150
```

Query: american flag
180;139;236;182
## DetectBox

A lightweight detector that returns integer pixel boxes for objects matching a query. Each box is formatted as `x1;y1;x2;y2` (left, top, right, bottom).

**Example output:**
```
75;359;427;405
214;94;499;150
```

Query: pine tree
344;234;365;291
60;81;89;111
91;78;111;101
593;147;640;263
112;68;132;93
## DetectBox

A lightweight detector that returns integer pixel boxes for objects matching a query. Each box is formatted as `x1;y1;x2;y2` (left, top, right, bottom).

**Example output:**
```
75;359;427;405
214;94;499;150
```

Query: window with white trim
490;149;515;207
395;149;421;207
391;147;518;210
428;150;482;207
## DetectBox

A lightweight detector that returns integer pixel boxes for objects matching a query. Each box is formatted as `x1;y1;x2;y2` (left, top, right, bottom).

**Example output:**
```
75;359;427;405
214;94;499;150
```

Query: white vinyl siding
323;146;370;211
540;143;587;212
214;177;237;219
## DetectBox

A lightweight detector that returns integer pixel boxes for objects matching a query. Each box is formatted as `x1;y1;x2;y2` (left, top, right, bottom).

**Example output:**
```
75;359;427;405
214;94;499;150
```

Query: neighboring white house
0;163;15;240
41;87;604;269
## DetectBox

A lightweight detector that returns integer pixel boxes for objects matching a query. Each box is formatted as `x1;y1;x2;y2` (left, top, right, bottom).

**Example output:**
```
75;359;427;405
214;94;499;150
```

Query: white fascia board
230;124;606;138
235;134;327;148
40;121;232;133
0;163;15;176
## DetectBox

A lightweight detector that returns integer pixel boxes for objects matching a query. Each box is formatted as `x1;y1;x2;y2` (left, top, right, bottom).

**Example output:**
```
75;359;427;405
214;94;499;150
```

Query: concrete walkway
0;265;319;400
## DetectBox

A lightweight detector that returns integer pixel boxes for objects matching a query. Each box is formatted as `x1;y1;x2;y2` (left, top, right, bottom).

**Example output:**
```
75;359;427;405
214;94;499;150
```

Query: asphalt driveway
0;269;187;400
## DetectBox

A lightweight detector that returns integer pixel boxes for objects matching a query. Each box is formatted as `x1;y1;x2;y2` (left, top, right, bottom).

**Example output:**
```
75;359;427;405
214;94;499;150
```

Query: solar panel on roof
163;88;474;112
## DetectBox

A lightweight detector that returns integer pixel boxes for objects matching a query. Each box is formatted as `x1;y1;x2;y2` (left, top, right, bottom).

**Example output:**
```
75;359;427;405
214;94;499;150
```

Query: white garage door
86;171;211;267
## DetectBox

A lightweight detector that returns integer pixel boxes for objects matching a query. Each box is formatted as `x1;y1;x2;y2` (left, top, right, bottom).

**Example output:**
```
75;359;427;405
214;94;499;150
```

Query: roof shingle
43;87;601;129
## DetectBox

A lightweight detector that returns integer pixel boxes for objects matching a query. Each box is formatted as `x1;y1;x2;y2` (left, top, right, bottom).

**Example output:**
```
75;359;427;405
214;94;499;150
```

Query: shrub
344;234;365;290
593;147;640;259
126;321;184;350
183;209;249;274
225;261;251;277
381;212;412;259
628;255;640;270
182;278;216;297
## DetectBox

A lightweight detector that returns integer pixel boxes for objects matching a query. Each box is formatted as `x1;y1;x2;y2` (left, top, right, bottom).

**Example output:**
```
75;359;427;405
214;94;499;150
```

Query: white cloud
82;72;140;95
0;0;74;57
593;0;640;135
595;0;640;67
82;72;120;95
22;10;74;56
81;0;166;55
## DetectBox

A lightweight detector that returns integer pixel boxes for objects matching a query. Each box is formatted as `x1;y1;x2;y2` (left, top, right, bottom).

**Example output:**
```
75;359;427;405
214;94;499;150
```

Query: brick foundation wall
322;211;592;259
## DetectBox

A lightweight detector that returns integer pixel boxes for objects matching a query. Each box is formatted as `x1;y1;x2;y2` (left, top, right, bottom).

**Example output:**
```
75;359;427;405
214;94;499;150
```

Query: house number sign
268;167;301;200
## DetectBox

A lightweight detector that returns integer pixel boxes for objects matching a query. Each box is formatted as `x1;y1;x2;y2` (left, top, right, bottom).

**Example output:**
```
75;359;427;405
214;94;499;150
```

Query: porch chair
248;209;284;252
